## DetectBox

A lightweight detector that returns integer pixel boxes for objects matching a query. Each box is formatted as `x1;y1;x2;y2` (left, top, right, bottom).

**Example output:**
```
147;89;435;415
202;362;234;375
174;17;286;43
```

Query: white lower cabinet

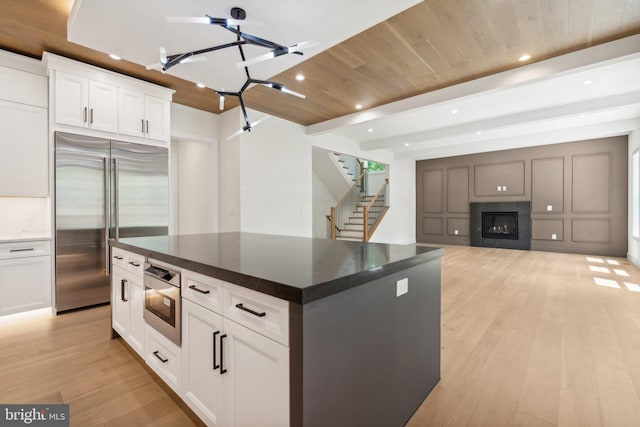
182;299;289;427
145;324;182;394
221;315;289;427
0;240;51;316
182;299;225;426
111;264;144;356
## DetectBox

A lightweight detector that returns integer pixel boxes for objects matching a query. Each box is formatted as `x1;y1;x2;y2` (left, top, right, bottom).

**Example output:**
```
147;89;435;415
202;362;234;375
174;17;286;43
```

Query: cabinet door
182;299;225;426
0;100;48;196
222;319;289;427
127;276;145;356
55;71;88;128
88;80;118;133
0;255;51;316
118;88;145;138
111;267;130;338
144;95;170;142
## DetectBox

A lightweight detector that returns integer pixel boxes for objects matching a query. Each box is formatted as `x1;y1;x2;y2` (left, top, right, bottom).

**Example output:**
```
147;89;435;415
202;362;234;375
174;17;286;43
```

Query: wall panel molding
531;157;564;213
474;160;525;197
572;218;611;243
422;217;443;235
421;169;444;213
572;152;611;214
447;166;469;213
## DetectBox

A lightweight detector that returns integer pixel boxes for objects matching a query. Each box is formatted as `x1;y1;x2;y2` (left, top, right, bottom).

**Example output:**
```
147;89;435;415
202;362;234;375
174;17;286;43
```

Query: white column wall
237;111;313;237
628;129;640;268
170;103;220;235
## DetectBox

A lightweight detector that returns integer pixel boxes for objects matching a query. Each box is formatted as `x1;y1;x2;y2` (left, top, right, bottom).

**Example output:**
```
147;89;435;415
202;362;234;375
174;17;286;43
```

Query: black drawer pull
213;331;220;370
153;350;168;363
129;261;141;267
189;285;210;294
113;255;123;260
10;248;34;252
235;303;266;318
120;279;128;302
220;334;227;374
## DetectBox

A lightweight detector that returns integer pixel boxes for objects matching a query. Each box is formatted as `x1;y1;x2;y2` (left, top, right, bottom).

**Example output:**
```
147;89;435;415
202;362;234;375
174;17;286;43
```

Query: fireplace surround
471;202;531;250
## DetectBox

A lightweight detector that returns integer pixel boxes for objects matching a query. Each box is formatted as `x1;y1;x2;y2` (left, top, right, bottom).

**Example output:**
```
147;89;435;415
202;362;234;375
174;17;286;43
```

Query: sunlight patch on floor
613;268;629;277
589;265;610;274
624;282;640;292
607;259;620;265
587;257;604;263
594;277;620;289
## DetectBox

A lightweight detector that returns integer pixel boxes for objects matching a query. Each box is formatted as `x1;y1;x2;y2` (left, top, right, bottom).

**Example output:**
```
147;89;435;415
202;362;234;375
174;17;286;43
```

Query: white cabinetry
0;62;48;198
118;89;170;142
44;53;173;145
181;271;289;427
111;247;145;356
0;240;51;316
54;71;118;133
0;100;48;197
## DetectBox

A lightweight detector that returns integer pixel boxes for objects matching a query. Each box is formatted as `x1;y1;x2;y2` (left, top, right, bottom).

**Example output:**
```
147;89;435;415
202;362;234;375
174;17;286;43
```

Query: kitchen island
111;232;443;427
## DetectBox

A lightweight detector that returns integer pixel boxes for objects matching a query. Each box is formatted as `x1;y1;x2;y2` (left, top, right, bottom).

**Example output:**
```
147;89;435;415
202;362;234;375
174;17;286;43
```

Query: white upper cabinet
45;53;174;145
118;90;170;142
0;100;48;197
55;71;118;133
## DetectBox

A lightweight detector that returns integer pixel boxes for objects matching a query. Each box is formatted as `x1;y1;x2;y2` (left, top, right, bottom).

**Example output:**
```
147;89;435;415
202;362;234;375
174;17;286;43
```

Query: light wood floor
1;246;639;426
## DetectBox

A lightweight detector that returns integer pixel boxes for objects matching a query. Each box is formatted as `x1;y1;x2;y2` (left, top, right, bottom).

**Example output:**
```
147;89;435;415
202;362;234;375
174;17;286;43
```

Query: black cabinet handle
113;255;123;260
213;331;220;370
129;261;140;267
120;279;128;302
220;334;227;374
10;248;34;252
153;350;168;363
189;285;210;294
235;303;266;318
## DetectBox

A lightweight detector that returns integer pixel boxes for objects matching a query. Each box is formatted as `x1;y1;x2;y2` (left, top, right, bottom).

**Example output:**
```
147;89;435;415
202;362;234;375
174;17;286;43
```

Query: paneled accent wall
416;136;628;256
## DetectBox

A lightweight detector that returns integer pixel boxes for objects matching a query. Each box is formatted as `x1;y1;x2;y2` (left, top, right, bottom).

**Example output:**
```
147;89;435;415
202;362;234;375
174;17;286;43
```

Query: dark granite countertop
111;232;443;304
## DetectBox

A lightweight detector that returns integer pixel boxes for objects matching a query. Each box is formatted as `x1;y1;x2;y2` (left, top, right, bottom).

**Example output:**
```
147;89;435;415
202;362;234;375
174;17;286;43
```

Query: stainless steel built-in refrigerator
55;132;168;312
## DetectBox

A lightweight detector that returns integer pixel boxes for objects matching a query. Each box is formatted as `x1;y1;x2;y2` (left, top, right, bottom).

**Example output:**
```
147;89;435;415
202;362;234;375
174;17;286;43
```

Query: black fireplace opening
482;211;519;240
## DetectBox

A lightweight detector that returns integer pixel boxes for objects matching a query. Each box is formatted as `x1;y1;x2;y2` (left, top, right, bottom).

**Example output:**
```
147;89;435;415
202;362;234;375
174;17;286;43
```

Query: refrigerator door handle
104;157;110;276
113;158;120;239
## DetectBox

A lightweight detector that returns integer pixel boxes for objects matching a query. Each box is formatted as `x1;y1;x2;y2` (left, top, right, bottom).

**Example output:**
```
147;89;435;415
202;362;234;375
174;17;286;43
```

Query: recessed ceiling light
404;143;410;147
583;80;593;85
109;54;121;60
196;83;206;88
451;109;458;115
295;74;305;81
476;131;483;135
367;128;374;133
518;54;531;62
355;104;363;110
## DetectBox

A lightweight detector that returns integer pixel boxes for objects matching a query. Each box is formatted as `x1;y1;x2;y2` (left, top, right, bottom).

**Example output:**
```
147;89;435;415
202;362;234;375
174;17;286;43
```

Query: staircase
327;150;390;241
336;195;388;241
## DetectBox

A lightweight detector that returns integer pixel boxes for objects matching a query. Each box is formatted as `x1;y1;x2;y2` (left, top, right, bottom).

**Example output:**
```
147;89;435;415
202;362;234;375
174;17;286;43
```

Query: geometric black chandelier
147;7;308;138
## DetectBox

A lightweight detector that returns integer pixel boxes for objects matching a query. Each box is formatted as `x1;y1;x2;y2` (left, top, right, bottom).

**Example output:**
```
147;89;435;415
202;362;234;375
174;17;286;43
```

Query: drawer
145;325;181;393
0;240;50;259
222;282;289;347
182;269;223;314
112;247;145;276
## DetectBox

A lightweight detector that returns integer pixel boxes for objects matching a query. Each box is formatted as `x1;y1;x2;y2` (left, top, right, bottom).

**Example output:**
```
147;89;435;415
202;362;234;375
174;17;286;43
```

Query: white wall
628;129;640;268
170;103;219;235
218;109;244;232
312;171;338;238
237;111;313;237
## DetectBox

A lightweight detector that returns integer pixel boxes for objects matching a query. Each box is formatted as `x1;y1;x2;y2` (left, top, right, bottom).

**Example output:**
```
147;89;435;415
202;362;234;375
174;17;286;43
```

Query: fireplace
470;202;531;250
482;212;518;240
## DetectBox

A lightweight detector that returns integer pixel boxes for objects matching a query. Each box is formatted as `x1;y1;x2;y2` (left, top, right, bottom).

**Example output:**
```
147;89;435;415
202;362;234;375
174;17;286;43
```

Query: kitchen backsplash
0;197;50;240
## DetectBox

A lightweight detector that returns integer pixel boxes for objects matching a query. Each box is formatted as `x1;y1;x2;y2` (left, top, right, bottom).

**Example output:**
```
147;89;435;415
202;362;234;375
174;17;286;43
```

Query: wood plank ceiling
1;0;639;126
